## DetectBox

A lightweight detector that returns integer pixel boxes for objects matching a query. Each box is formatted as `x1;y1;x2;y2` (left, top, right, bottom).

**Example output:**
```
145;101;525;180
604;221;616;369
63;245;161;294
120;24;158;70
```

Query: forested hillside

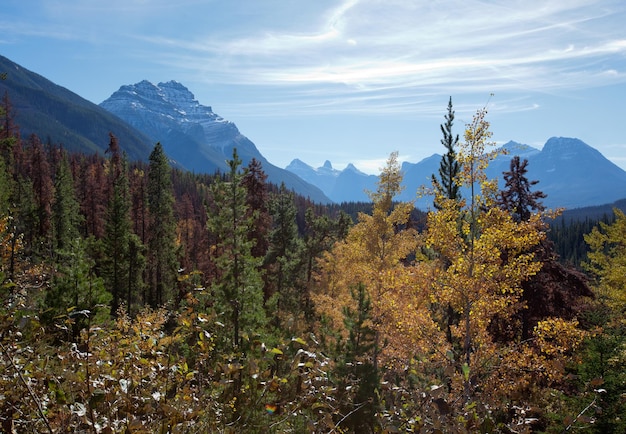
1;95;625;433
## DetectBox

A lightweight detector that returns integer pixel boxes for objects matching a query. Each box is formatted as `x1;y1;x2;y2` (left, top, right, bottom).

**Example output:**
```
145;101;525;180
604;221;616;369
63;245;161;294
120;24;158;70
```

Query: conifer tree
102;134;145;315
0;92;19;176
432;97;462;209
76;155;107;238
242;157;270;259
52;152;82;254
265;183;305;329
497;155;546;222
45;150;103;333
27;134;53;248
146;143;177;307
206;148;266;349
44;237;110;336
0;155;9;216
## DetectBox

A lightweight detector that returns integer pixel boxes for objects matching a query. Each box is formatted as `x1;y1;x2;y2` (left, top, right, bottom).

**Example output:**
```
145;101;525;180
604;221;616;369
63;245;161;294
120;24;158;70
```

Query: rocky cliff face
101;80;330;203
100;80;253;171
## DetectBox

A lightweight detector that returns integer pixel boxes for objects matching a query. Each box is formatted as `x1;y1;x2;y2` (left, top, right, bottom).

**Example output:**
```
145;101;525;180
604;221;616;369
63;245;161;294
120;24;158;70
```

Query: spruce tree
206;148;266;350
432;97;462;209
102;135;145;315
0;91;18;173
45;150;106;334
52;152;82;254
497;155;546;222
27;134;53;248
146;143;177;307
242;158;270;259
265;183;305;329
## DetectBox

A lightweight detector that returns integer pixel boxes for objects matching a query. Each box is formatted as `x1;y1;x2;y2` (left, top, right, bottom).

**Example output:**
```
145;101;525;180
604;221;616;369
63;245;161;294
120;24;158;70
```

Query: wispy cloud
122;0;626;116
6;0;626;118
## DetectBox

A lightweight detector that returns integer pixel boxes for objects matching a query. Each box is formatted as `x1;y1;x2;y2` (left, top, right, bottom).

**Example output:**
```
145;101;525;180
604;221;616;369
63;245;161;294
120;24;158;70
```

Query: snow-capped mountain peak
100;80;244;158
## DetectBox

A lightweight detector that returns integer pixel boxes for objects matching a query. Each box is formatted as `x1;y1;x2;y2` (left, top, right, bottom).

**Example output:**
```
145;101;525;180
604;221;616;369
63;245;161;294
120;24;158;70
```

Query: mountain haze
288;138;626;209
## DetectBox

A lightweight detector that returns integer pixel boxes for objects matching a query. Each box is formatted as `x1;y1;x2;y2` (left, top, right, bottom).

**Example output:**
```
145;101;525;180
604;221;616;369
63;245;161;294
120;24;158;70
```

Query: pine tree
206;148;266;350
0;92;19;176
0;155;9;216
265;183;305;329
432;97;462;209
45;150;103;334
52;152;82;254
497;155;546;222
102;134;145;315
146;143;177;307
242;158;270;259
77;156;107;238
27;134;53;248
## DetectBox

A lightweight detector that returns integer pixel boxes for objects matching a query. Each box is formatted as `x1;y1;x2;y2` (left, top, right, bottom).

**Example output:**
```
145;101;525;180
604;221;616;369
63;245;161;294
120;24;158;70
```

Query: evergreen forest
2;93;626;433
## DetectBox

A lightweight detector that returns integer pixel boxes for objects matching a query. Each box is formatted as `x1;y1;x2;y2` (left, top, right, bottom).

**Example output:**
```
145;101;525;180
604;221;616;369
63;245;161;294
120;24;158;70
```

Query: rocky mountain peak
541;137;600;160
100;80;330;203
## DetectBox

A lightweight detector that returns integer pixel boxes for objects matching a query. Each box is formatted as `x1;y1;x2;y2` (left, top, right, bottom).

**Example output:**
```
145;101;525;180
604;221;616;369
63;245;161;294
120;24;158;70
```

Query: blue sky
2;0;626;174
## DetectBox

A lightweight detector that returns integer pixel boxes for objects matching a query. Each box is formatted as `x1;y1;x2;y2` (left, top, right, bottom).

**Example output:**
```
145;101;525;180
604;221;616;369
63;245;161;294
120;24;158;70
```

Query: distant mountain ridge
0;55;153;162
287;137;626;209
100;80;330;203
285;159;379;203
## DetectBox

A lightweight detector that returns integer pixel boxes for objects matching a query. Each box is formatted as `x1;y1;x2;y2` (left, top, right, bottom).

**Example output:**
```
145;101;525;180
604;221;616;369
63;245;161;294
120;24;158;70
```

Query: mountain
285;159;378;203
0;55;152;162
100;80;330;203
485;138;626;209
288;138;626;209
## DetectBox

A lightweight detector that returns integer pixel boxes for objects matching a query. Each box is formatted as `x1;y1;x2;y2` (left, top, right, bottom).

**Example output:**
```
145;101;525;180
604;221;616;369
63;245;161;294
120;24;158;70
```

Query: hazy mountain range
289;138;626;209
1;54;625;209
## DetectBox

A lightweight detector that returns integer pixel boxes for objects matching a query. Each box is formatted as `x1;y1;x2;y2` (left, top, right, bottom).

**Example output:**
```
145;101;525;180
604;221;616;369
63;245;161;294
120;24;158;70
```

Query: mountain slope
0;55;153;161
101;80;330;203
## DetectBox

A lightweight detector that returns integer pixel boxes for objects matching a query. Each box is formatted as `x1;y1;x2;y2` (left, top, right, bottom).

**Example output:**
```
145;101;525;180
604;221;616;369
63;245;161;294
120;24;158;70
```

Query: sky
2;0;626;174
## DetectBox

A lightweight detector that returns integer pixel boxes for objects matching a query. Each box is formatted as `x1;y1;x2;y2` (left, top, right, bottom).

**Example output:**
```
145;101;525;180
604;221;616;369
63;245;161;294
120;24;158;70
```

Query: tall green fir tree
146;142;178;307
432;97;462;209
51;152;82;255
102;134;145;316
44;150;108;334
264;183;305;331
242;157;271;259
206;148;267;350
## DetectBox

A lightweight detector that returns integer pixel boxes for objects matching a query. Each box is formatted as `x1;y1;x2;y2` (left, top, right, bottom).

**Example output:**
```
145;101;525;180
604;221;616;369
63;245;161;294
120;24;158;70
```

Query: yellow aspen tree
314;152;438;367
423;107;545;404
